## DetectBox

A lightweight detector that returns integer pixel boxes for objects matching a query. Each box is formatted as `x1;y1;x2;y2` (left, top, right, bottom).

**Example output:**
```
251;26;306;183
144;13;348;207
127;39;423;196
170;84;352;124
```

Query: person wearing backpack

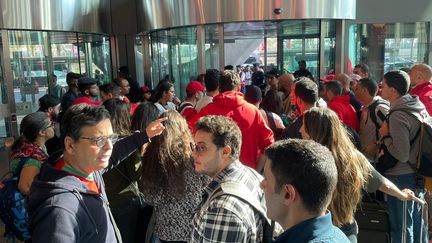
190;115;274;242
10;112;54;195
378;70;429;243
354;77;390;161
1;112;54;241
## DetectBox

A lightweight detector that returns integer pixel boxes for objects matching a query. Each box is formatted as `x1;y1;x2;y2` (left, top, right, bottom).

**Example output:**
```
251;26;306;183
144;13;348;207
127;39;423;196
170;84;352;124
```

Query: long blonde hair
303;107;370;226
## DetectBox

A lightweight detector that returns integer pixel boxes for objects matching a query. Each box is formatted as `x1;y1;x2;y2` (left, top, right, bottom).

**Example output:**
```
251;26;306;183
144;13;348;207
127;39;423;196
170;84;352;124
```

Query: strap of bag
368;100;388;141
265;110;277;132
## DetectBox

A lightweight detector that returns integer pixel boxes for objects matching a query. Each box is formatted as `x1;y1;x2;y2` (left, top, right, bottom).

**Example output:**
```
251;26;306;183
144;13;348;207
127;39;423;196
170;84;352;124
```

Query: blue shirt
274;212;350;243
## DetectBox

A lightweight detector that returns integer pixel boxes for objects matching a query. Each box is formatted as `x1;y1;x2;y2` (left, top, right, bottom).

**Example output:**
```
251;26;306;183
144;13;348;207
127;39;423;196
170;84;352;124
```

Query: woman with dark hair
102;98;146;243
261;89;284;116
140;110;209;243
10;112;54;195
300;107;415;242
151;81;177;114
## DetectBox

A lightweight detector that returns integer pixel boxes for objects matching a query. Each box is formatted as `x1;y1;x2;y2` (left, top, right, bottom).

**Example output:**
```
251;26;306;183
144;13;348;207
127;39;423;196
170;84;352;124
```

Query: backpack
389;109;432;177
178;102;194;114
202;168;282;242
0;158;31;241
367;99;389;141
264;110;284;141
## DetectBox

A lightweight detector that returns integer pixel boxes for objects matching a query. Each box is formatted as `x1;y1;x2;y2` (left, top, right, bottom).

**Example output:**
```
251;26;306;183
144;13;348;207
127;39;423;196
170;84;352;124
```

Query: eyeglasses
79;134;119;148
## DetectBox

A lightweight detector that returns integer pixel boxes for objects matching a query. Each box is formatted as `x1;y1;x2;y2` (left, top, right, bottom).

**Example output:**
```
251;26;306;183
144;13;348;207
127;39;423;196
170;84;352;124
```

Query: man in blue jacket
261;139;349;242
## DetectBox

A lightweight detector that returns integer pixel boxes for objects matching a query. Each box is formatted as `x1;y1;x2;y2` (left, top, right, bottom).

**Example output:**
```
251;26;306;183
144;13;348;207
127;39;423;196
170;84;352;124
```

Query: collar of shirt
202;160;242;200
274;211;341;243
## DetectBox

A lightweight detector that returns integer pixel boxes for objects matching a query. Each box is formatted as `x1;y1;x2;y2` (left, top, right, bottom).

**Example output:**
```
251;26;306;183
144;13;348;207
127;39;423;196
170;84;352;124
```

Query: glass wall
204;25;220;70
349;22;430;81
7;30;111;127
0;33;10;139
150;27;198;98
279;20;320;79
322;20;337;76
144;20;341;94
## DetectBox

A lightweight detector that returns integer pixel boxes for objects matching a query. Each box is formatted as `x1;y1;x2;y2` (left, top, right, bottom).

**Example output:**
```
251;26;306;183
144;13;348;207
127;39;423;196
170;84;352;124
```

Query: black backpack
0;158;31;241
367;99;389;141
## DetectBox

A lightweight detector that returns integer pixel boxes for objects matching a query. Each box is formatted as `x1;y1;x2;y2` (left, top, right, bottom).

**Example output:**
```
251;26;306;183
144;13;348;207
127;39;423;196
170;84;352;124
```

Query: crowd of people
7;61;432;243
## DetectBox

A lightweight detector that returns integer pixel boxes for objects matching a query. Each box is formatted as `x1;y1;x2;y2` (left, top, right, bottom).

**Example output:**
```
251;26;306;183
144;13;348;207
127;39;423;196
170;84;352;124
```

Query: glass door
278;20;320;80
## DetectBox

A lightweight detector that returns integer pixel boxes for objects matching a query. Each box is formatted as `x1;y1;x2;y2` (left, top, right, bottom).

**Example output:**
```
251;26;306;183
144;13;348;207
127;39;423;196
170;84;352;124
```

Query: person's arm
18;165;40;195
379;178;415;201
106;117;167;172
190;207;249;242
365;164;415;200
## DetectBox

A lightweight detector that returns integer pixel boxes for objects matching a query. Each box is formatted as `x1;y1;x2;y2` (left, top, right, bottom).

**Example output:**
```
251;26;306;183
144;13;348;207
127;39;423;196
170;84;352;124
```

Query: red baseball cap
320;74;335;82
141;85;151;93
186;81;205;94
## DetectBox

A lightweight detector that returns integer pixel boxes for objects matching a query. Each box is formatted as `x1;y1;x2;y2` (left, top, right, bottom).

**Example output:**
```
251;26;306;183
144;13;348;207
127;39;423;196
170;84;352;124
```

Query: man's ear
221;145;232;159
283;184;298;206
64;136;75;154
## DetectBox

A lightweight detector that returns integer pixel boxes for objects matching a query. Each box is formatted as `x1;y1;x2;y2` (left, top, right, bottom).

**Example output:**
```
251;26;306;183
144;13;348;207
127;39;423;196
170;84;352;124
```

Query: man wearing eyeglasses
27;104;165;243
190;115;270;242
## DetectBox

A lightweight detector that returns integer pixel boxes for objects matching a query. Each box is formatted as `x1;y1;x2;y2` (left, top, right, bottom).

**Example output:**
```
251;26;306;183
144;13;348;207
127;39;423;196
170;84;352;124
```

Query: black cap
245;85;262;103
224;65;234;70
38;95;61;112
265;69;280;78
78;77;97;86
67;72;82;79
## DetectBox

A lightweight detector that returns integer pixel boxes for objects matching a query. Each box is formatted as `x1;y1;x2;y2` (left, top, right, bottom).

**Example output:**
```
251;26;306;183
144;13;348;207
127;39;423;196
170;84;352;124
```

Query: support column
142;34;152;87
218;24;225;70
197;25;206;74
335;19;348;74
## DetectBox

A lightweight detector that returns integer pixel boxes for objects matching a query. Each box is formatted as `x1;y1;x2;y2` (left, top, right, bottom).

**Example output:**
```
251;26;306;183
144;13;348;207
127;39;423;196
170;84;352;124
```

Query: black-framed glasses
79;134;119;148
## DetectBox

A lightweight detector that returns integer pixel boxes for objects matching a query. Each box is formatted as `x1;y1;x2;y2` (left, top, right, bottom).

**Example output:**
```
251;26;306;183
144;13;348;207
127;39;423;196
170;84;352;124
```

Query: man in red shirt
323;80;359;132
409;63;432;115
190;70;274;171
178;81;205;122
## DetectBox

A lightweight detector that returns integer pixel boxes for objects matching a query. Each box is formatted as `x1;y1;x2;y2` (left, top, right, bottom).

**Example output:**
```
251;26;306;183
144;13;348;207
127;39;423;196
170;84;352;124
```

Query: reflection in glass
204;25;219;69
279;20;320;79
322;20;336;76
150;27;198;99
9;31;47;115
0;33;10;138
78;33;112;85
350;22;429;81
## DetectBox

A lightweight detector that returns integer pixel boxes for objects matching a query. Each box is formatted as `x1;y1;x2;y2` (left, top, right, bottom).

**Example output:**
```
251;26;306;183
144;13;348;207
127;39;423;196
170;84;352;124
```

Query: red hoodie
328;95;359;132
189;91;274;169
410;81;432;116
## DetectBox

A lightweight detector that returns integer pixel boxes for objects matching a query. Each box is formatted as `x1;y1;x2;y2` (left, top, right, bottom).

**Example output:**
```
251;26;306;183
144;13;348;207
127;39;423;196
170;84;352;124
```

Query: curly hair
303;107;370;227
140;110;194;197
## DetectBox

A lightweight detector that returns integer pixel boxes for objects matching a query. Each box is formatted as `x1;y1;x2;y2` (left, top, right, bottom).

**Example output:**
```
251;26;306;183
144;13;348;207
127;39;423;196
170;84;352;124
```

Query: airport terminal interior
0;0;431;241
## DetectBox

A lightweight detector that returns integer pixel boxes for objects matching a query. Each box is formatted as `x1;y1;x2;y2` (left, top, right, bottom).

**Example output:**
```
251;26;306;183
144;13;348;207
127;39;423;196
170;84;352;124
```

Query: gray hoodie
384;94;428;175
